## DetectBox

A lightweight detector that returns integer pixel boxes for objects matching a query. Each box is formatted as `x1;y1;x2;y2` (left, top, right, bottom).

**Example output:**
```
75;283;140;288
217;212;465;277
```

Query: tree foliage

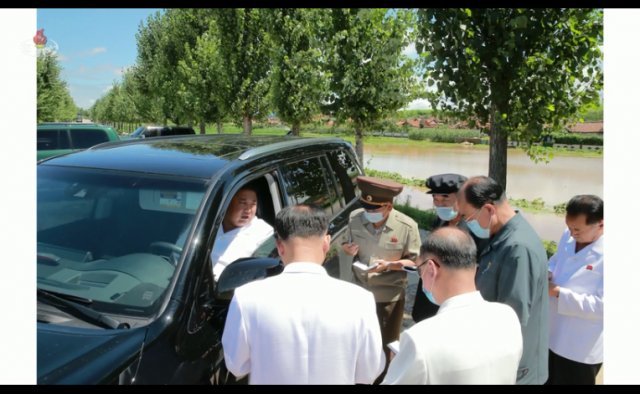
416;8;603;189
268;9;330;136
323;8;420;164
135;9;213;125
213;8;274;135
178;28;229;134
37;52;77;122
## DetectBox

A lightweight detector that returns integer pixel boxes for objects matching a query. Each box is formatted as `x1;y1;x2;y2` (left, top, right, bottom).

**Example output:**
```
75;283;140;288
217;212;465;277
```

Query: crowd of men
212;173;603;385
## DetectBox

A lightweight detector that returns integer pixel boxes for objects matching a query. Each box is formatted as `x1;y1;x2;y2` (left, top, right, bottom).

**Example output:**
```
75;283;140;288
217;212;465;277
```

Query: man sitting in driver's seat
211;185;274;281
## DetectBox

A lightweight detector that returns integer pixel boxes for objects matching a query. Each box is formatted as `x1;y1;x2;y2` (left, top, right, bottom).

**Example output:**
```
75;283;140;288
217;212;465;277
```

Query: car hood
38;322;147;384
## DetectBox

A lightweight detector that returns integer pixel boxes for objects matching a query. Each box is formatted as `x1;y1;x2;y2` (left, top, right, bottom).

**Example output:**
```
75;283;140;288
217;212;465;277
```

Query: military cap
425;173;468;194
357;176;403;209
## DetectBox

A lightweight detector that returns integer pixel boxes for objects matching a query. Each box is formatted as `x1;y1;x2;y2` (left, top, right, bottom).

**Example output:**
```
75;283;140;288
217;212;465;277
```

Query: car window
38;129;71;150
281;156;338;216
168;127;195;136
327;149;359;203
131;126;145;138
37;166;208;316
38;130;60;150
70;129;110;149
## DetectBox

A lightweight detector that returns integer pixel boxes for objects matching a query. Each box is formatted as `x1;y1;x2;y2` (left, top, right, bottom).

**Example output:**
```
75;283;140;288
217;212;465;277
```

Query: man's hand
341;242;359;256
549;282;560;298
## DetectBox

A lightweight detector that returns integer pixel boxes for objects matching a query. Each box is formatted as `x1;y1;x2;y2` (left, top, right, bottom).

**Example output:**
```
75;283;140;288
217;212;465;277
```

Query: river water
364;144;603;242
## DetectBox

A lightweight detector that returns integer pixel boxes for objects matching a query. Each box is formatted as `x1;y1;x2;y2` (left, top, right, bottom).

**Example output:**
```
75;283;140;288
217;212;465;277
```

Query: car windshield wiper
37;288;129;330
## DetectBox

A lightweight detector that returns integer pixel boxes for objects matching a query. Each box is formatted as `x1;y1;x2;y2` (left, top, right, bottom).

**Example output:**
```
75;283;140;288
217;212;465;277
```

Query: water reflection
365;145;603;206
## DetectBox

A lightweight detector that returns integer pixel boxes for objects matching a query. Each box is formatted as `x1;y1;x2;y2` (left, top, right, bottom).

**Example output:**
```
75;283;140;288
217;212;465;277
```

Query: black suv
37;135;363;384
129;125;196;139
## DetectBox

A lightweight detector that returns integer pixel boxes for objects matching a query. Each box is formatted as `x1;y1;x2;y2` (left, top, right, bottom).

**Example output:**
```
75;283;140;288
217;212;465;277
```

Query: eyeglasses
415;258;440;275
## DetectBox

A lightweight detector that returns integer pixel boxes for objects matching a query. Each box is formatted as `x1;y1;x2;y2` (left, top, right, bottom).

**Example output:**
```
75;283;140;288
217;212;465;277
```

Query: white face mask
435;206;458;221
466;208;491;239
363;210;385;223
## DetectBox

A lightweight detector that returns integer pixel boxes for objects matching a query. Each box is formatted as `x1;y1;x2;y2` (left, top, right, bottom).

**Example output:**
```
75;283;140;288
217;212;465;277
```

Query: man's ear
276;238;285;258
322;234;331;254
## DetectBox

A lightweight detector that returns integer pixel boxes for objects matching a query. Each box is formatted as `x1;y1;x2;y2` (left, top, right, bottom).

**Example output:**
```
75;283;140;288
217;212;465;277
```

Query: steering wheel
149;241;183;264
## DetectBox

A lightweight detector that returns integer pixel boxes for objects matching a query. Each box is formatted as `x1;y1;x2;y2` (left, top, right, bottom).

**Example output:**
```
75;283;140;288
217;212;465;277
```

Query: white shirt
382;291;523;385
211;217;273;281
548;229;603;364
222;262;385;385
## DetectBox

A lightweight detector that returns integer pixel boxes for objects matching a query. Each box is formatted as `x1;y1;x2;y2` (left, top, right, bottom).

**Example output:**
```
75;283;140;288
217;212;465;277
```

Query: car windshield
130;126;145;137
37;165;207;317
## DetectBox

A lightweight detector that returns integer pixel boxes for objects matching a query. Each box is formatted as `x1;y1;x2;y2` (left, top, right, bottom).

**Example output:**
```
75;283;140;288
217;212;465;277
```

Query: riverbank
203;125;602;159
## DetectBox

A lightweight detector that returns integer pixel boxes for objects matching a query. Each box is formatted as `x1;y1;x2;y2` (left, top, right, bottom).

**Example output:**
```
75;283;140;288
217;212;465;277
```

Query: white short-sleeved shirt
211;217;273;281
383;291;523;385
222;262;385;384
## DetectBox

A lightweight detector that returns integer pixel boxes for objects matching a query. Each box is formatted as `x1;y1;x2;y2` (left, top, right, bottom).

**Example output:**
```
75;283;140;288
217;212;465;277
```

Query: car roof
38;134;352;180
38;122;115;129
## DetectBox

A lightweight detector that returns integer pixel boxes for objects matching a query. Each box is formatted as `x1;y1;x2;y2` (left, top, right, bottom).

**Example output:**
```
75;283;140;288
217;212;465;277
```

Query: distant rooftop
567;121;603;134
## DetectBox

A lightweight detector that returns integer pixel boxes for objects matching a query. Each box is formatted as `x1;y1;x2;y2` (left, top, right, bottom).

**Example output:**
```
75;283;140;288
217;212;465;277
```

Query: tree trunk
354;127;364;168
488;110;508;192
242;115;252;136
199;121;206;135
216;120;223;134
291;121;301;136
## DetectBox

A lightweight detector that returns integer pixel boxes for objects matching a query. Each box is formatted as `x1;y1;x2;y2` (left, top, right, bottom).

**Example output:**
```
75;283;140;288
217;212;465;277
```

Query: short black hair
462;176;505;208
237;182;258;196
420;227;477;270
566;194;603;224
275;205;328;241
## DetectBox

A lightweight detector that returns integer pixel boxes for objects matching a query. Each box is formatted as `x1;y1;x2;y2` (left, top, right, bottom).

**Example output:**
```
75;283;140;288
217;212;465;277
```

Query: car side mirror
215;257;283;301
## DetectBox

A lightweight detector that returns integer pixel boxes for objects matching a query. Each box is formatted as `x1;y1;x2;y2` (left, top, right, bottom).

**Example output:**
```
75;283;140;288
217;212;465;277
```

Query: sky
36;8;431;111
37;9;163;110
2;8;640;385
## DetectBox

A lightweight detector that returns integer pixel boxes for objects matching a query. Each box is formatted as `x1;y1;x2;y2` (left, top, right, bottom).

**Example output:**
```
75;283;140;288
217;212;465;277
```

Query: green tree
135;9;213;125
213;8;274;135
37;52;77;122
268;9;330;136
323;8;419;164
416;8;603;189
178;29;229;134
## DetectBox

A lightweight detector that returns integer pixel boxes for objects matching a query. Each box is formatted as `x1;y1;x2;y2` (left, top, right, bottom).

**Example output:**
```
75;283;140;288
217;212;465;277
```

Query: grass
199;123;599;157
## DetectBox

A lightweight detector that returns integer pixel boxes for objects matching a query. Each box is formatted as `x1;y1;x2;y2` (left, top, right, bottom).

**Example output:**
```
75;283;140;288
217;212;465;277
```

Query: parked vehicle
129;125;196;139
37;134;363;384
37;123;120;161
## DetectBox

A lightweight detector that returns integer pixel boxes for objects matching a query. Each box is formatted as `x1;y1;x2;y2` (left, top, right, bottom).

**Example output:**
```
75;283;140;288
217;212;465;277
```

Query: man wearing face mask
342;175;421;382
382;227;523;384
412;173;488;323
457;175;548;385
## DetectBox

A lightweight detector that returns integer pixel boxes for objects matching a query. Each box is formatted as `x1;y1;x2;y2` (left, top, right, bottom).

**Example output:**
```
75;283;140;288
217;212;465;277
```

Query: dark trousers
412;278;439;322
373;296;405;384
546;349;602;385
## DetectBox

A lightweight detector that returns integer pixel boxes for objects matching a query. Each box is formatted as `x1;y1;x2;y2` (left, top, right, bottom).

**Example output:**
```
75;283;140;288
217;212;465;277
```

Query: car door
278;150;362;282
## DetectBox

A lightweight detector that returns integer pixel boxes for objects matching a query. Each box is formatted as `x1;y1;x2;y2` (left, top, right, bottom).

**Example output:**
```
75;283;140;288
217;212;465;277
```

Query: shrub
543;240;558;259
393;202;438;231
551;132;603;146
408;128;485;143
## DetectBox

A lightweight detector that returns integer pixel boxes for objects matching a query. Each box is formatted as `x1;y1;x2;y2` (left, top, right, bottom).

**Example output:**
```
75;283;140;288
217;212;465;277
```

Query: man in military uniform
341;176;421;381
412;173;482;323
